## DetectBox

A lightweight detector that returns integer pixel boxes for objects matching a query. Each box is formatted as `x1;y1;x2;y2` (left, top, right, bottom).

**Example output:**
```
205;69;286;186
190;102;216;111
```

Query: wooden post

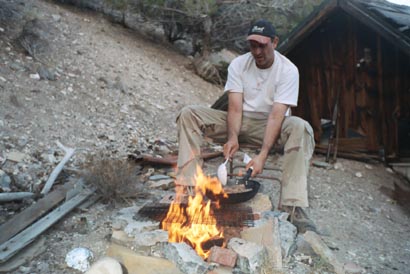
377;35;385;154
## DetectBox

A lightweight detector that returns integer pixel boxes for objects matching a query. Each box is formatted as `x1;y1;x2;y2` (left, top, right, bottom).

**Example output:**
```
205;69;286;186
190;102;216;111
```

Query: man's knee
282;117;314;150
286;117;310;136
177;105;194;120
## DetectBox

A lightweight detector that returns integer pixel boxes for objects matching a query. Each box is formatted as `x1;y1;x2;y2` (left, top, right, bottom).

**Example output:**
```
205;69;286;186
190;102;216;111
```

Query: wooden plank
130;151;223;166
0;182;75;245
0;189;93;263
0;238;46;272
377;35;386;150
315;145;380;162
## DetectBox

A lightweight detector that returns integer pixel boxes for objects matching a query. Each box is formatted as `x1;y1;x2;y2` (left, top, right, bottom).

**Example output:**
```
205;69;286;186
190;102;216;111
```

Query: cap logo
252;26;264;33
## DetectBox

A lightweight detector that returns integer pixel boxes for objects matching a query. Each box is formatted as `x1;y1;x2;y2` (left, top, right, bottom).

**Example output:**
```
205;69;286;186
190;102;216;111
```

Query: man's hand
223;138;239;160
246;154;267;176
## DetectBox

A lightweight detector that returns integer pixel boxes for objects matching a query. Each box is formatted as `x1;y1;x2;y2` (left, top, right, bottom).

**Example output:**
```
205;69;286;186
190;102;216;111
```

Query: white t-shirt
224;50;299;119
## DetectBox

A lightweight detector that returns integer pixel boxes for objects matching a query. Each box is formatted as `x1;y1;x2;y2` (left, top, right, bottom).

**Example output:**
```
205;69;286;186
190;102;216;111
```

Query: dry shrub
83;152;143;202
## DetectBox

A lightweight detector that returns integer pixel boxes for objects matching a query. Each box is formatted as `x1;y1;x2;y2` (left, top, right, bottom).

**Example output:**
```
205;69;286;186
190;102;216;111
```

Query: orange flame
162;166;226;259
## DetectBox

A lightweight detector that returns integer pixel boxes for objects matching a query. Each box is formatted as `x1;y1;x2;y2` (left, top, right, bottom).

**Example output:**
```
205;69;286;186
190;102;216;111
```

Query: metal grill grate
138;203;255;227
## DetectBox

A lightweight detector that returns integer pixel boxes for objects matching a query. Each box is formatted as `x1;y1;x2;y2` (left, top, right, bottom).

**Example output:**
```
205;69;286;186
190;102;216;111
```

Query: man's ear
272;36;279;49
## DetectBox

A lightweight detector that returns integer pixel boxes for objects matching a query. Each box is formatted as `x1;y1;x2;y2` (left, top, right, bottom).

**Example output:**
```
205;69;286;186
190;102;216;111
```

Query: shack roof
278;0;410;57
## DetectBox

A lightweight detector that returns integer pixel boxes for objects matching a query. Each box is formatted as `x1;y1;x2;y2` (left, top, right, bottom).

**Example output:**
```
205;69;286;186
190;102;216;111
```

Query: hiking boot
281;206;317;234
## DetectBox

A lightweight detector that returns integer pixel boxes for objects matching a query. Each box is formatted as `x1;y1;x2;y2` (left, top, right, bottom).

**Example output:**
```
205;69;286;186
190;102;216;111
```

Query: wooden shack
278;0;410;162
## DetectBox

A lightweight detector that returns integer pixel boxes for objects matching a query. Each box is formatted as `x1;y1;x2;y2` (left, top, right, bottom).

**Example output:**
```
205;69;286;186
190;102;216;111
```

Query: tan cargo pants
176;105;315;208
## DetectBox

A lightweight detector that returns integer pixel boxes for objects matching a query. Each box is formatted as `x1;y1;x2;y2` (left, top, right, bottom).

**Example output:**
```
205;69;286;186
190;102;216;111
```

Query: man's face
248;37;278;69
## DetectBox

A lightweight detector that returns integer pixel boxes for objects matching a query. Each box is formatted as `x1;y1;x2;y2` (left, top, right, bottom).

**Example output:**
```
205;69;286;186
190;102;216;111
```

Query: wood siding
287;10;410;159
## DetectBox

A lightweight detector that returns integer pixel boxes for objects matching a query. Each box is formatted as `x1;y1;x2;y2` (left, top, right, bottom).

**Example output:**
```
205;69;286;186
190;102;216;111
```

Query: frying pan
206;179;260;204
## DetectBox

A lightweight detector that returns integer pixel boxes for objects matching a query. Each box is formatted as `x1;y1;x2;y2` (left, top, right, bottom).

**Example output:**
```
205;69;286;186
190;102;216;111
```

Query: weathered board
0;182;75;245
0;188;93;263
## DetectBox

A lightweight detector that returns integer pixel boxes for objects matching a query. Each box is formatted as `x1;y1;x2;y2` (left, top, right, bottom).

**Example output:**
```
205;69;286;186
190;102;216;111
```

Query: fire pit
137;166;259;259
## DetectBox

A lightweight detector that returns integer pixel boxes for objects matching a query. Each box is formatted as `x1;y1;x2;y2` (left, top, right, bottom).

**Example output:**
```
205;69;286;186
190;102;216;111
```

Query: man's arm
223;92;243;159
247;102;288;175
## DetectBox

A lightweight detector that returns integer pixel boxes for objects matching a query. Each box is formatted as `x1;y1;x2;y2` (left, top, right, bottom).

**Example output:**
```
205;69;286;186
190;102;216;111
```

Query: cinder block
208;246;237;267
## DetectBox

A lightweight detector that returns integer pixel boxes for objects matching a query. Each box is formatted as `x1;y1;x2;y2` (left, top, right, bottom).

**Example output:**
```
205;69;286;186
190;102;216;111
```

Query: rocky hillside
0;0;221;191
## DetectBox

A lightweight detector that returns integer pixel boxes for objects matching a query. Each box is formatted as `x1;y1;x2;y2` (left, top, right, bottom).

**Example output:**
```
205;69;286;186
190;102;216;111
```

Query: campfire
161;166;227;259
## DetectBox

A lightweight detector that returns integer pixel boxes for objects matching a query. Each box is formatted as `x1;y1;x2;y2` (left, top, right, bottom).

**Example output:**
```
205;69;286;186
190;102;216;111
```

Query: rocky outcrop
52;0;323;55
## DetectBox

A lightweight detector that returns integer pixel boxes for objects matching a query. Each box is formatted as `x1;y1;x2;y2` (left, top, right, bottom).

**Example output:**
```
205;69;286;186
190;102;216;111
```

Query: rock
37;66;56;81
303;231;345;274
155;144;171;155
35;261;50;273
134;230;168;247
112;219;127;231
6;151;27;162
278;212;290;222
10;62;25;71
228;238;269;274
334;162;343;170
207;265;235;274
208;49;237;67
18;266;31;273
294;254;313;266
85;257;123;274
116;206;160;236
65;247;94;273
51;14;61;22
147;179;174;190
13;172;31;189
163;242;211;274
294;234;316;256
193;56;222;85
355;172;362;178
18;19;56;62
279;219;297;258
288;261;311;274
107;243;183;274
173;39;194;56
343;261;365;274
312;160;333;169
246;193;272;213
0;169;11;192
208;246;237;268
113;77;127;93
29;73;40;80
17;136;28;147
41;152;57;164
149;174;171;181
241;215;282;269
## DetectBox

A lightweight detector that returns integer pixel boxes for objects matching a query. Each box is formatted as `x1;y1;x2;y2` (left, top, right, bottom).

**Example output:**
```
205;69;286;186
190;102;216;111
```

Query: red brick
208;246;237;267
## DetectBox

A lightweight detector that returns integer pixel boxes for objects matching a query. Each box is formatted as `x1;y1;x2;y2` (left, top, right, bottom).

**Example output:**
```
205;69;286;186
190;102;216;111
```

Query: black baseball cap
247;19;276;44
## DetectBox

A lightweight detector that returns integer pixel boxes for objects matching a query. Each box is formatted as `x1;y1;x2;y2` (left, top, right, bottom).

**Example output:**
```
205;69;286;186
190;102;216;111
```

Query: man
176;19;315;232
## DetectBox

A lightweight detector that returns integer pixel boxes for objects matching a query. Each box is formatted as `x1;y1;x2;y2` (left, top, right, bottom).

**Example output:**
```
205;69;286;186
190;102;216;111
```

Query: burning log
201;236;224;251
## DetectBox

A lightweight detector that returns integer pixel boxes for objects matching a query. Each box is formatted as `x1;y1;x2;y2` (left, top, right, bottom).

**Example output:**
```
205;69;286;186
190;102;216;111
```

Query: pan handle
239;167;253;188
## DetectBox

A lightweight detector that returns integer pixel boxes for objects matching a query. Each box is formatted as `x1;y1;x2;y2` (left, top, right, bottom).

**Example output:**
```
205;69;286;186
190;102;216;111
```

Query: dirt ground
0;1;409;274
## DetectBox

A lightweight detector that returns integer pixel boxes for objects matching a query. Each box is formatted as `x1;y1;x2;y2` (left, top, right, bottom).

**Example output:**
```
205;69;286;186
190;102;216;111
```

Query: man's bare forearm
259;103;288;159
227;110;242;140
227;93;243;140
